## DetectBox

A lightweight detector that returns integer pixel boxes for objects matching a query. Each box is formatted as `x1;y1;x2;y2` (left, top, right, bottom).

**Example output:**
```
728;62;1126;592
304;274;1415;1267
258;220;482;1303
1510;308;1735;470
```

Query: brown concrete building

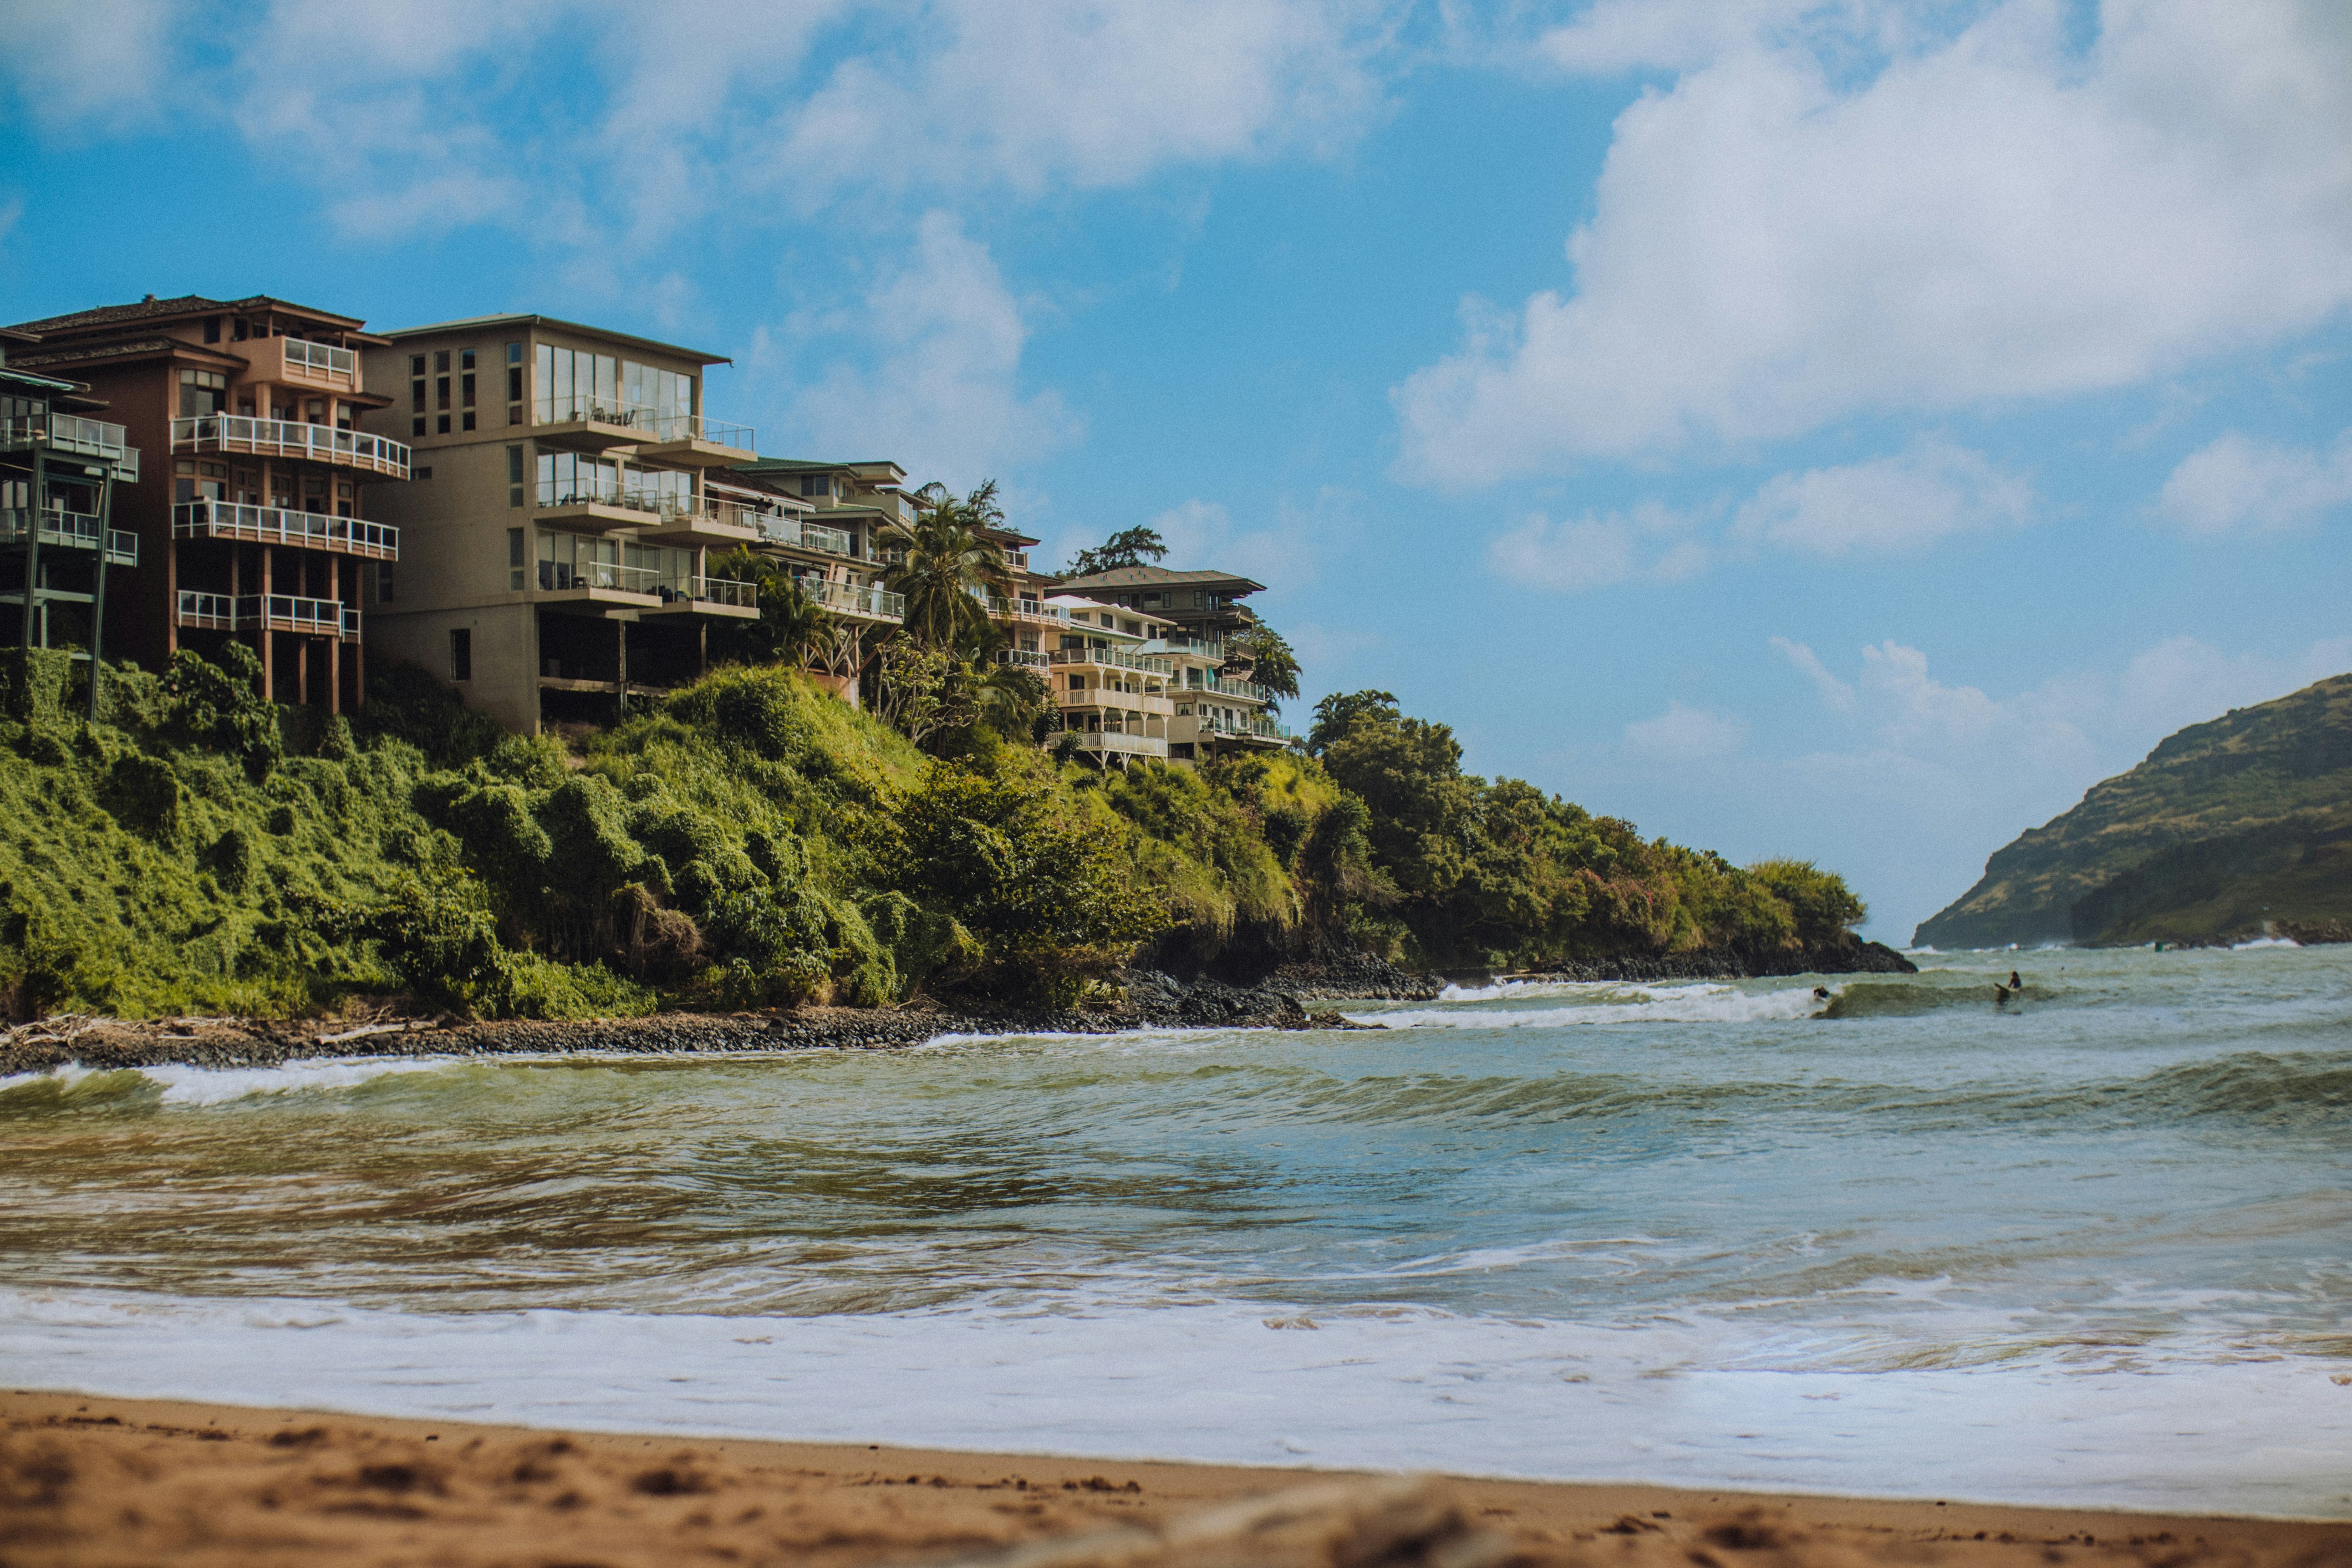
2;295;407;711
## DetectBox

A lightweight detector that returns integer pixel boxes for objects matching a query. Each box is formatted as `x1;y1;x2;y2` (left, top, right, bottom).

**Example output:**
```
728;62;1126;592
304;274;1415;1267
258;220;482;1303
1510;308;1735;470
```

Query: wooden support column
87;474;113;722
20;457;42;649
258;544;273;700
297;637;309;706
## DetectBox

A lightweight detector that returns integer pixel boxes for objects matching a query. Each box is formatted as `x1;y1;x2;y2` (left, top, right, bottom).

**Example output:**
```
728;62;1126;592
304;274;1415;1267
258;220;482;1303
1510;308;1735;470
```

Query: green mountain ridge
1913;672;2352;950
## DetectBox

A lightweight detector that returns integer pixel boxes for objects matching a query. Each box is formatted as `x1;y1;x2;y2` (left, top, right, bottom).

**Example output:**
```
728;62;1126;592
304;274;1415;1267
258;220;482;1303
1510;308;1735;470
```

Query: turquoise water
3;945;2348;1513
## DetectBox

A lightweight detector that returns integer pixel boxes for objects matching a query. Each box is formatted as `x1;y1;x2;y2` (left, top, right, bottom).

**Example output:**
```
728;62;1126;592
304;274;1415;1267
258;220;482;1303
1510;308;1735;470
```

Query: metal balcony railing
0;507;139;564
537;559;658;594
983;594;1068;624
174;591;352;637
282;339;357;385
1197;712;1292;740
172;415;410;479
0;411;139;479
1190;673;1277;703
996;649;1052;670
646;411;754;449
1050;646;1173;675
726;507;853;556
796;577;904;619
537;395;666;432
661;576;756;609
174;500;399;561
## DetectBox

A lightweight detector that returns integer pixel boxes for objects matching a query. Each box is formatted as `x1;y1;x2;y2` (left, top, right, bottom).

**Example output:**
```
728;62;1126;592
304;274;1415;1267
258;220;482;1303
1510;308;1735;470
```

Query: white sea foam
135;1056;471;1107
2231;936;2304;951
1365;983;1826;1030
2;1285;2346;1516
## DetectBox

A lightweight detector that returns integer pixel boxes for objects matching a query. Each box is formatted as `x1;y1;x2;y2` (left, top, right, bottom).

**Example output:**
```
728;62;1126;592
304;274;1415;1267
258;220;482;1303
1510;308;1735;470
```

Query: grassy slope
0;649;1878;1020
1913;673;2352;949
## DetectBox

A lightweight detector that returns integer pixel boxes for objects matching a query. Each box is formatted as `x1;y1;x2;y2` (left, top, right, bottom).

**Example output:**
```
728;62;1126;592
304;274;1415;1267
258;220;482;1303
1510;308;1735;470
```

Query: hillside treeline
0;650;1864;1020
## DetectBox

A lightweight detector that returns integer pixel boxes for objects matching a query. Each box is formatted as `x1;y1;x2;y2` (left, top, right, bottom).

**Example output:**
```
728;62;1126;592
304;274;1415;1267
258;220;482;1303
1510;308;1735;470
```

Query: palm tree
882;480;1017;651
714;548;836;670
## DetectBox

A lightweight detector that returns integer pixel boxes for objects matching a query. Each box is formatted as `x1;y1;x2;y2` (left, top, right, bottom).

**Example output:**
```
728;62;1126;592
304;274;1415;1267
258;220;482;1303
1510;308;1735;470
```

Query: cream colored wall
365;602;541;734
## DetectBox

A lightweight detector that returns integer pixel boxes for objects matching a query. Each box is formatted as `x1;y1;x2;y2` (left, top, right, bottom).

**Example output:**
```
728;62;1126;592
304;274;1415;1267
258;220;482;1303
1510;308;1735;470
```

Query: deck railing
172;415;409;479
0;507;140;564
996;648;1053;670
1050;646;1172;676
281;338;357;385
984;594;1068;624
663;576;756;609
646;411;754;449
174;591;352;637
726;507;853;556
537;395;665;431
0;412;139;478
537;559;658;594
174;500;398;561
1191;673;1278;703
797;577;904;619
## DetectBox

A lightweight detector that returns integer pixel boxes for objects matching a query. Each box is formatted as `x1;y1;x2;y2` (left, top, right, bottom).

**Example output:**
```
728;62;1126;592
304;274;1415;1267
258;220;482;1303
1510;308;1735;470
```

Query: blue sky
5;0;2348;940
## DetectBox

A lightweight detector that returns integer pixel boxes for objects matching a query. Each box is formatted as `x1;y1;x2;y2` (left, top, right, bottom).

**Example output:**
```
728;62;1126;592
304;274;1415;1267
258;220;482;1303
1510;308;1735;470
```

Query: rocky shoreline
0;943;1922;1078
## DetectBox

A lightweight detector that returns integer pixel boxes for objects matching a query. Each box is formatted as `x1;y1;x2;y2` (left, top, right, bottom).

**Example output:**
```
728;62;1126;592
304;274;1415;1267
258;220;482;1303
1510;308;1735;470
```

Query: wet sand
2;1391;2344;1567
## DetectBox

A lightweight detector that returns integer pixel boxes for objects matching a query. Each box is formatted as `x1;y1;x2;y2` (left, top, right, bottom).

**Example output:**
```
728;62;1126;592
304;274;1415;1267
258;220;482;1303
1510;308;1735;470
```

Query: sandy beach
2;1391;2344;1568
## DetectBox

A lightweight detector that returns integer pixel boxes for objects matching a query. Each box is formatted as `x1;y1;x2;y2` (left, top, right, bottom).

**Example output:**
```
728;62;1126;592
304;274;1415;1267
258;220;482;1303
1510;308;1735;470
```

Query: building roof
4;293;369;335
0;362;83;395
10;335;247;373
385;313;730;366
1058;565;1268;595
736;457;909;479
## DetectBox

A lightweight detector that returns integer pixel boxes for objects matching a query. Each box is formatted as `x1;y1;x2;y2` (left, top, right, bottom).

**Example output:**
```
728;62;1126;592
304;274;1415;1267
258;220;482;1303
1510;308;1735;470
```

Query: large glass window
178;369;226;418
536;450;622;506
622;361;693;421
534;345;620;424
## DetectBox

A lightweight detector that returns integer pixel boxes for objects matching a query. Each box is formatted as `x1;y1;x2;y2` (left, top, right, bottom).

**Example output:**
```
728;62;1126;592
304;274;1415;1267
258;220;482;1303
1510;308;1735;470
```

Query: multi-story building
2;295;408;711
0;328;141;686
356;315;763;732
1054;564;1290;758
718;458;910;702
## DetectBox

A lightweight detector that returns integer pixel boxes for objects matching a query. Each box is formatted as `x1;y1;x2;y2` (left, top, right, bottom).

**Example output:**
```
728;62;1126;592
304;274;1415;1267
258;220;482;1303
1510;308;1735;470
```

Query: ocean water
3;945;2349;1516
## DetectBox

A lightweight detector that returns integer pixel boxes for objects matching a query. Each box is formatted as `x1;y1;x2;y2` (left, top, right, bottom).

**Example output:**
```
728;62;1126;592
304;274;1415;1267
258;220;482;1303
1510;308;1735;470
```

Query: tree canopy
1065;526;1167;579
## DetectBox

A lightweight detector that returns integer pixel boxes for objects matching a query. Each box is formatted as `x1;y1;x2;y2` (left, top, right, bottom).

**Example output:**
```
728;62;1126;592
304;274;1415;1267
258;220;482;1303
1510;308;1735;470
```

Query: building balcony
174;500;398;561
532;482;661;532
176;590;360;641
635;505;757;549
1191;712;1294;744
632;412;757;469
644;576;757;619
1053;725;1168;759
996;648;1052;670
984;594;1068;627
172;415;410;480
1049;646;1173;676
797;577;903;622
532;400;754;465
0;411;139;481
0;507;139;566
731;508;853;557
533;559;660;601
1062;688;1176;718
1188;673;1277;704
276;338;359;390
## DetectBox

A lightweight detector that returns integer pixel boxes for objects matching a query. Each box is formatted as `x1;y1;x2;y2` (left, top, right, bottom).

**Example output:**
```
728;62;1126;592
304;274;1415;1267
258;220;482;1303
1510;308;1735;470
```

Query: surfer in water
1995;970;2024;1005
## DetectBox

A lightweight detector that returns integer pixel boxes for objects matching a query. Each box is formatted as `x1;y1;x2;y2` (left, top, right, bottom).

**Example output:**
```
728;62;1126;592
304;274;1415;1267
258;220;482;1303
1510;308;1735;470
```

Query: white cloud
1769;636;1855;711
1731;440;2033;555
2113;632;2352;736
42;0;1387;247
1485;500;1706;590
1397;0;2352;482
773;0;1388;202
1625;700;1750;761
1122;490;1357;589
0;0;178;124
2154;427;2352;535
774;211;1080;487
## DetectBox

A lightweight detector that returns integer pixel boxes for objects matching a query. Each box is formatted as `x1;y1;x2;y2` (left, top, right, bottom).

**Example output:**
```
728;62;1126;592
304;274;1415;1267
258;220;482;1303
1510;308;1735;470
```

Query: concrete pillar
258;544;273;699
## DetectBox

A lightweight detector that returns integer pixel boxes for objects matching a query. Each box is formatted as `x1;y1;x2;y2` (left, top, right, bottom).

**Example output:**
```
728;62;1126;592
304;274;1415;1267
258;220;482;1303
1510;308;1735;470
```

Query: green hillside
1914;673;2352;949
0;650;1875;1022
